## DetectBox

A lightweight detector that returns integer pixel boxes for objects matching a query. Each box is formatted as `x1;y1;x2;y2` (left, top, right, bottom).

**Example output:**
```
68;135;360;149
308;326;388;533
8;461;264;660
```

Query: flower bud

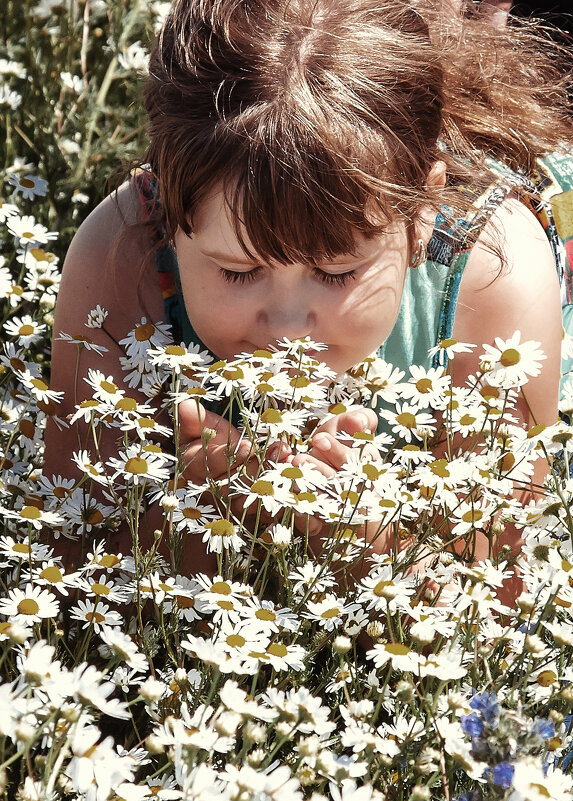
160;493;179;511
138;677;166;703
366;620;384;639
395;680;415;702
243;721;266;744
246;748;266;767
15;721;36;745
146;734;165;754
298;766;316;786
332;635;352;654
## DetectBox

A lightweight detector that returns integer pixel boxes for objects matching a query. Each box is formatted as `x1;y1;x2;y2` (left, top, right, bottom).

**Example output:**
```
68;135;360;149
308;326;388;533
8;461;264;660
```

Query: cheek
339;270;405;341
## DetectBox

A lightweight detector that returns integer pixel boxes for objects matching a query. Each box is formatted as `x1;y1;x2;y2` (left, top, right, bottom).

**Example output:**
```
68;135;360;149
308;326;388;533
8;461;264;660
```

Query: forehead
189;185;394;266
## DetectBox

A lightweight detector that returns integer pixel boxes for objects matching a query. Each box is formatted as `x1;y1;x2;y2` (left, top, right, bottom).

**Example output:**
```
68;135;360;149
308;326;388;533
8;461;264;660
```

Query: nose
257;288;316;342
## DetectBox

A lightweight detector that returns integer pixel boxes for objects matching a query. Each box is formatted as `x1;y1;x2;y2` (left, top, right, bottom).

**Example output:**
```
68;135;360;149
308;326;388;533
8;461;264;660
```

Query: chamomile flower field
2;2;573;800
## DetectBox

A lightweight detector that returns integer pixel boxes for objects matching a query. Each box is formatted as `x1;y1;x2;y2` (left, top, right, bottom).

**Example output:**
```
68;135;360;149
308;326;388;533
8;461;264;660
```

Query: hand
288;406;381;540
177;399;250;485
293;406;380;478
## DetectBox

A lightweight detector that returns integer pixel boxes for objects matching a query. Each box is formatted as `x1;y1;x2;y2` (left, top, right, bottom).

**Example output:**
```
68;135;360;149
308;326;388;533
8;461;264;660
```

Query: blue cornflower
531;718;555;740
461;712;484;738
469;691;499;726
491;761;515;789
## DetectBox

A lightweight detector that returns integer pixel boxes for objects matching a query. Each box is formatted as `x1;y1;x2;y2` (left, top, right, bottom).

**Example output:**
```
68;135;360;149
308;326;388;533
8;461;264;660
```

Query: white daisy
85;305;109;329
4;315;46;348
480;330;546;388
70;599;123;632
56;331;108;355
0;584;59;624
6;214;57;246
7;173;48;200
0;199;19;222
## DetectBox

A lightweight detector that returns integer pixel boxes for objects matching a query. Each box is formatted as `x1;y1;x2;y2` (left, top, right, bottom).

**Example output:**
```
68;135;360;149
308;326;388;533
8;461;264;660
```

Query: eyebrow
200;249;365;267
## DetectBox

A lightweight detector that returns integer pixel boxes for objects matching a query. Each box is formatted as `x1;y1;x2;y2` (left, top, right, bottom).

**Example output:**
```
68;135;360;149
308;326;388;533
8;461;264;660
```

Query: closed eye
311;267;357;287
219;265;357;287
219;266;263;284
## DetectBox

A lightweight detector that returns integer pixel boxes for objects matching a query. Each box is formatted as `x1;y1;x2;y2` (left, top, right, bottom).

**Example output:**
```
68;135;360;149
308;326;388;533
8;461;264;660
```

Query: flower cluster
2;4;573;799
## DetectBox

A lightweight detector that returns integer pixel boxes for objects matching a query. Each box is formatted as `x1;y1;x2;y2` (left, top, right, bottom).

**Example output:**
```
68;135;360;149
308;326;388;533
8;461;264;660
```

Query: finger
177;399;242;450
316;407;378;438
309;431;354;471
291;451;336;479
183;439;251;484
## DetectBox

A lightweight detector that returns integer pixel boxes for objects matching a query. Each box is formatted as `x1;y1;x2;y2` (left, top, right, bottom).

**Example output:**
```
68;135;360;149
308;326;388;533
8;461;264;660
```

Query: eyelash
219;266;357;287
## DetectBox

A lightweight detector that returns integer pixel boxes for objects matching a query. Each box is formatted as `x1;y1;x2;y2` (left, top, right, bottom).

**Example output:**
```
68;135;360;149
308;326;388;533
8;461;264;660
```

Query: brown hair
142;0;572;264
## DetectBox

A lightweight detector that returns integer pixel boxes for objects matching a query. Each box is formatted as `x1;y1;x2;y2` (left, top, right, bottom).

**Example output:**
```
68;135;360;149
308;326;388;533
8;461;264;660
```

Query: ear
416;160;447;243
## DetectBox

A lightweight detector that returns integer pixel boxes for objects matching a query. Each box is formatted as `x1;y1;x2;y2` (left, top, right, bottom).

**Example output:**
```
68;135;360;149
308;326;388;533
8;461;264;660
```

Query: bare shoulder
452;197;562;425
45;181;166;477
55;181;163;343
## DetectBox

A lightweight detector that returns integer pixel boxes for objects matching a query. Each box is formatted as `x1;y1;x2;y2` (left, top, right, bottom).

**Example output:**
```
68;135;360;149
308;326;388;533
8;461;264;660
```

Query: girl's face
174;189;413;374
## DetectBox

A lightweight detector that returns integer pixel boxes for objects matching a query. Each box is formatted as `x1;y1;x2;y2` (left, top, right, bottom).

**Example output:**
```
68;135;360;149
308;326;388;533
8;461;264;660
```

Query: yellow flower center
183;507;202;519
210;581;232;595
415;378;433;393
20;505;42;520
250;480;274;496
40;566;63;583
18;599;40;616
135;323;155;341
86;611;105;624
429;459;450;478
165;345;186;356
384;643;410;656
99;554;120;568
267;643;288;657
255;608;276;621
125;457;148;475
206;519;235;537
321;607;340;619
260;408;284;424
226;634;246;648
499;347;521;367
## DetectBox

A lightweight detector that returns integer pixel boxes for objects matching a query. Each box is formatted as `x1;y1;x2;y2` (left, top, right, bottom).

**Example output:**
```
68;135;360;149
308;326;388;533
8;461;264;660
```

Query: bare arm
45;182;165;480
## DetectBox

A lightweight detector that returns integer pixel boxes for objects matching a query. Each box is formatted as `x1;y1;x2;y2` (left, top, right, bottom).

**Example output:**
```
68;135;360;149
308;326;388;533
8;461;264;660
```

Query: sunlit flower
99;627;148;673
1;503;63;531
303;594;361;632
71;450;109;485
117;41;150;72
70;599;123;632
0;535;53;563
4;315;46;347
0;584;59;624
379;402;436;443
202;518;246;554
6;214;57;245
480;331;546;388
107;445;173;485
401;364;451;409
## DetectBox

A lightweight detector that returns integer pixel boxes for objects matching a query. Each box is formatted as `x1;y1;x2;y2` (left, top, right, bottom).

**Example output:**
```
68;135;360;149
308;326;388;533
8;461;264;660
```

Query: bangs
144;0;444;263
162;102;435;265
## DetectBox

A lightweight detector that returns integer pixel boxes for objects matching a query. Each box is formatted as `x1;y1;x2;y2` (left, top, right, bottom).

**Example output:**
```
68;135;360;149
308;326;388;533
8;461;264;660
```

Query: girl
45;0;573;569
